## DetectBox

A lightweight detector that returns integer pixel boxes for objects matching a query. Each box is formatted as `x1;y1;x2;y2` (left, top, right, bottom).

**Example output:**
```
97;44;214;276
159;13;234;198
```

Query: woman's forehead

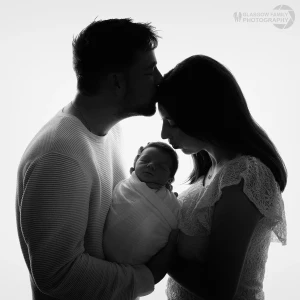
158;104;170;118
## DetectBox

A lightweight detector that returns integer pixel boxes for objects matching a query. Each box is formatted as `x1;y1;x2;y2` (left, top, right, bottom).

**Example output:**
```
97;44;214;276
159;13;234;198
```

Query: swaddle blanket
103;171;181;265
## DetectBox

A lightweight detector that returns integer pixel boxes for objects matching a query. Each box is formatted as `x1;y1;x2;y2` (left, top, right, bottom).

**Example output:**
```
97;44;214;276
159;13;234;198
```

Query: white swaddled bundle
103;171;181;265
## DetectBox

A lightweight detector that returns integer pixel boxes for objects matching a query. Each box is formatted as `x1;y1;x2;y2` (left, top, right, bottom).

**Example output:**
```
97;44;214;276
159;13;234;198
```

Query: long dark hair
157;55;287;191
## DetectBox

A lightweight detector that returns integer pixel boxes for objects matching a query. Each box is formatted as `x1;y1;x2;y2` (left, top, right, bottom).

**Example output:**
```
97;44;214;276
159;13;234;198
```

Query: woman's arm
207;180;263;299
168;256;211;299
168;180;262;300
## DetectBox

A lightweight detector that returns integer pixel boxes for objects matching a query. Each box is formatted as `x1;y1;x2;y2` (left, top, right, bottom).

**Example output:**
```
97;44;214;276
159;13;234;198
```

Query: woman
156;55;287;300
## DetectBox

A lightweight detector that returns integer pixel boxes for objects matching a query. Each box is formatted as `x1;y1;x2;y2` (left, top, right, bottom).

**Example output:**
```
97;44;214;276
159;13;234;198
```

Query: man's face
122;50;162;117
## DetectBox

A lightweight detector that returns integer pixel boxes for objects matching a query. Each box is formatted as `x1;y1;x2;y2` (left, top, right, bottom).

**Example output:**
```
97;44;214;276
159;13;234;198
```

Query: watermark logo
273;5;295;28
233;5;295;29
233;12;242;22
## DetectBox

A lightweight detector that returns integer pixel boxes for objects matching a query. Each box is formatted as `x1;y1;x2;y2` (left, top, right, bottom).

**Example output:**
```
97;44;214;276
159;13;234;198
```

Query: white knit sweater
15;110;154;300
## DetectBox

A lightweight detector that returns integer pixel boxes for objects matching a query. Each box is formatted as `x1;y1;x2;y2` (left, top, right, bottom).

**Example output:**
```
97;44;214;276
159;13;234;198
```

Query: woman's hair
157;55;287;192
131;142;179;187
72;18;159;96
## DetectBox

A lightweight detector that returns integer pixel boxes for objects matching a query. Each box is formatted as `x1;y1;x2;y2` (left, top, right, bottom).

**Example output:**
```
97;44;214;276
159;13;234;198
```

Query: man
16;18;178;300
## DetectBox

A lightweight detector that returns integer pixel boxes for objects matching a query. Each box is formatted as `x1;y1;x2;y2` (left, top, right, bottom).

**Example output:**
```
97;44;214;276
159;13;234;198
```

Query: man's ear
109;73;126;95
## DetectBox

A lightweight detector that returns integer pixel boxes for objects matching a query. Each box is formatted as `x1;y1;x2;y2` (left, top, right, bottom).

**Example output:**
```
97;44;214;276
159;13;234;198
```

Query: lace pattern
167;156;286;300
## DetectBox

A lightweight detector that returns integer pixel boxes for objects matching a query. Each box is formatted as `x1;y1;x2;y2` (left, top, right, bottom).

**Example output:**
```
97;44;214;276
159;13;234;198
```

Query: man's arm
19;153;153;300
168;180;262;300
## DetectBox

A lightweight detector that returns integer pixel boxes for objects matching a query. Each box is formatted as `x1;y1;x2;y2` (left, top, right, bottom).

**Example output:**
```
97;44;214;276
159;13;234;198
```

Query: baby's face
135;147;173;187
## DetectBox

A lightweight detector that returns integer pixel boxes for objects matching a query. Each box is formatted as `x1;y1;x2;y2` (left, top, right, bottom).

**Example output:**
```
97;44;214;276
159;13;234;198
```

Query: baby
103;142;181;265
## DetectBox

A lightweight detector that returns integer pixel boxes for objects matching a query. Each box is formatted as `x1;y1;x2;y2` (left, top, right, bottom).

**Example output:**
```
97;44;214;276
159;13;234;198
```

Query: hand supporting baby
146;229;179;284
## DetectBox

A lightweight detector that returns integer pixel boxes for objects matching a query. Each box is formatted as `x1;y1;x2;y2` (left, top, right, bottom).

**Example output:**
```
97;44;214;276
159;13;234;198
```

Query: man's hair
72;18;159;96
131;142;179;183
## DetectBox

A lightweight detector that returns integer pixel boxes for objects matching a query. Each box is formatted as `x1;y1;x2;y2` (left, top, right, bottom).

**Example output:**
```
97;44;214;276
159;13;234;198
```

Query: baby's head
130;142;179;190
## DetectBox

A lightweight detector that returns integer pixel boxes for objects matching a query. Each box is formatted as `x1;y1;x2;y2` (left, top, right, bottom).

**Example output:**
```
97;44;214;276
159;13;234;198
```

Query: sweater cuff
132;265;155;298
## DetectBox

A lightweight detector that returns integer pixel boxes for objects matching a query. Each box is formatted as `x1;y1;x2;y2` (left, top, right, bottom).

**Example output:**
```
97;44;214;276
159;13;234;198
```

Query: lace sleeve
190;156;286;245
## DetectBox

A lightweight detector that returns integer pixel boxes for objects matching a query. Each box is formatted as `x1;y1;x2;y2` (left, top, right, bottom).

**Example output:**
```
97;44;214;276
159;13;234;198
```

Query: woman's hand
145;229;179;284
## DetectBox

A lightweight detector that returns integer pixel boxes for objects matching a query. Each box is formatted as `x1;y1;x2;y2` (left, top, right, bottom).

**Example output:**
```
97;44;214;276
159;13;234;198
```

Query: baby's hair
130;141;179;190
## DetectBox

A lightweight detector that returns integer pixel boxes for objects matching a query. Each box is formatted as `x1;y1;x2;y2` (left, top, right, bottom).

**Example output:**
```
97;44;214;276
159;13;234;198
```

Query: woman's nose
161;122;170;140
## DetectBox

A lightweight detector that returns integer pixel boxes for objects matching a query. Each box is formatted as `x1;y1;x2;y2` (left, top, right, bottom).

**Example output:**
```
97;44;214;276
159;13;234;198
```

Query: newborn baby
103;142;181;265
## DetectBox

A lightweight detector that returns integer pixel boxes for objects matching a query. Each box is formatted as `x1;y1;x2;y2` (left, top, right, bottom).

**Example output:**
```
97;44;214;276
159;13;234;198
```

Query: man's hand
146;229;179;284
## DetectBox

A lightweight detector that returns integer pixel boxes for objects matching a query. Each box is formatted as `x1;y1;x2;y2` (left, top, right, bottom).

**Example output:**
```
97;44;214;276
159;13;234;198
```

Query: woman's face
158;104;206;155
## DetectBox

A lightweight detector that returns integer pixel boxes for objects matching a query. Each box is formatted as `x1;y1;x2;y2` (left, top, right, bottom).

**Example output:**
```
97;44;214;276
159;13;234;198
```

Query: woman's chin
181;148;196;155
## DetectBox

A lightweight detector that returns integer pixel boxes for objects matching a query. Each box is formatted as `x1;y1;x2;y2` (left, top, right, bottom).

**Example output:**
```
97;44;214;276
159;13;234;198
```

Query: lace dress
166;156;286;300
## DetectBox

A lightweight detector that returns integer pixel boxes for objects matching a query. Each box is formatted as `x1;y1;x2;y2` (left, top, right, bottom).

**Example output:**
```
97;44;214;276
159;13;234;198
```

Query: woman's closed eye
166;119;177;128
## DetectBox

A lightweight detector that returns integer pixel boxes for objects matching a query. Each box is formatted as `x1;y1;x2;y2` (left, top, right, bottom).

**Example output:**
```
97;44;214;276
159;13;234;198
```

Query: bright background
2;0;300;299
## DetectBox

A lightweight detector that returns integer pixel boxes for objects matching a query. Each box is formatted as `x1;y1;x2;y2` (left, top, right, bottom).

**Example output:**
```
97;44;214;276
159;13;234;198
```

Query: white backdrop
2;0;299;299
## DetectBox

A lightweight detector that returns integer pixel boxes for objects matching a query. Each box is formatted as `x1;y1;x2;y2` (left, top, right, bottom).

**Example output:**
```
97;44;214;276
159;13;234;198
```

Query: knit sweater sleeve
19;152;154;300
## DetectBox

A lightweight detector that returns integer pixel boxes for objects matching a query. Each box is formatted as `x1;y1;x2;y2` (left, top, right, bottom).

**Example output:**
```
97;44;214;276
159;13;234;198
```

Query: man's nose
155;68;163;85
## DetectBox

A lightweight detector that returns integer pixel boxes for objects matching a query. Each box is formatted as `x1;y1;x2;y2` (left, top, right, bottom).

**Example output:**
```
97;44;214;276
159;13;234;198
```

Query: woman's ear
130;167;135;174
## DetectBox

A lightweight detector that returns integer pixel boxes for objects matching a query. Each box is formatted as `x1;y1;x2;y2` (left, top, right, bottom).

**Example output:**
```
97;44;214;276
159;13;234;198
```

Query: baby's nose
147;162;156;170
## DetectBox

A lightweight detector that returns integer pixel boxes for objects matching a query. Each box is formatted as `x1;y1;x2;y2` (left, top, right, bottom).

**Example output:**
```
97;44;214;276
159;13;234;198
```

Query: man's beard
121;85;157;117
121;100;157;118
135;101;157;116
